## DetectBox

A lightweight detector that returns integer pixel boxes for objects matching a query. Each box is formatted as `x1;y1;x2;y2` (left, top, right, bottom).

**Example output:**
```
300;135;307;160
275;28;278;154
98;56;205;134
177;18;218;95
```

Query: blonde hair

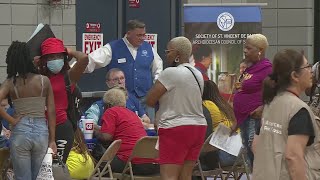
247;34;269;51
103;87;127;108
170;36;192;60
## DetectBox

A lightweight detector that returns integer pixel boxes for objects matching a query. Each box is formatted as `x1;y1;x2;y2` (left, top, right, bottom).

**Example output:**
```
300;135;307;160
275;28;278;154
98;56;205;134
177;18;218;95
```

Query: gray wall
0;0;76;82
186;0;314;63
0;0;314;83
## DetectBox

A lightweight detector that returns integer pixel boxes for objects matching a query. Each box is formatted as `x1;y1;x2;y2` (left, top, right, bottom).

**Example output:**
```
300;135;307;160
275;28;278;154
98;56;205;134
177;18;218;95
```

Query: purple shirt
233;58;272;125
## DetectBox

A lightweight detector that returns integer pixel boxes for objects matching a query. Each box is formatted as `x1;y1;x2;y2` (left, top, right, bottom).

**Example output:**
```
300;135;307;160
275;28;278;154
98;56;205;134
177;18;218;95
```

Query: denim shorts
10;116;49;180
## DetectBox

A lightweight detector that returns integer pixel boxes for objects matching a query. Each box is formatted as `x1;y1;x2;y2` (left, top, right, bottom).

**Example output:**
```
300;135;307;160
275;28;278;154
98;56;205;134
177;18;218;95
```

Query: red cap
41;38;66;56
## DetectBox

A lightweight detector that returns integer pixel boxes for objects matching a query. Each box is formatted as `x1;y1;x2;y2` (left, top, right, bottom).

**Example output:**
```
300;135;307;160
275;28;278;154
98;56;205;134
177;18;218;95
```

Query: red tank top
49;73;68;125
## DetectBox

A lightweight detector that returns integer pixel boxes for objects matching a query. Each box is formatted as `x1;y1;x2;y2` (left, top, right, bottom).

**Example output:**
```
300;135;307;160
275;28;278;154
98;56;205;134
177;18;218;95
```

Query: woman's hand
65;47;74;61
11;114;22;126
49;141;57;155
250;106;263;119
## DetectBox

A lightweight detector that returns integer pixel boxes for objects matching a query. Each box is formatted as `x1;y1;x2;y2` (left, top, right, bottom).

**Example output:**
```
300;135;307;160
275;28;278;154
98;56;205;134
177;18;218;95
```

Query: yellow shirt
203;100;236;131
66;150;94;179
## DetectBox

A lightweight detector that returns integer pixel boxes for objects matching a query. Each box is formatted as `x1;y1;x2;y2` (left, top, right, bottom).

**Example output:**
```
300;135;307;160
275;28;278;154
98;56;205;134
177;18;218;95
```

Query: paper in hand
27;24;55;59
209;123;242;156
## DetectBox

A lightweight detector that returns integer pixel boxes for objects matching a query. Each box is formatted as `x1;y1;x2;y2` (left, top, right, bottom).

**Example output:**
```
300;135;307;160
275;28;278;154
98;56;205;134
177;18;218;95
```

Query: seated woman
201;80;238;168
94;87;159;175
66;128;95;180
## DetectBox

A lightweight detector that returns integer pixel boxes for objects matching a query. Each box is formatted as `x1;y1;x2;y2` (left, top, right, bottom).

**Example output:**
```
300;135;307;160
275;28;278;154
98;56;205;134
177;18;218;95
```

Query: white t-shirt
156;63;207;128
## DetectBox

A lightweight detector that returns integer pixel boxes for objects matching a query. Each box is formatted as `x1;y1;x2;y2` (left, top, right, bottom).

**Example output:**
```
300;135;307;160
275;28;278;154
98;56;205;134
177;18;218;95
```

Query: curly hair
103;86;127;108
6;41;38;84
246;34;269;51
170;36;192;61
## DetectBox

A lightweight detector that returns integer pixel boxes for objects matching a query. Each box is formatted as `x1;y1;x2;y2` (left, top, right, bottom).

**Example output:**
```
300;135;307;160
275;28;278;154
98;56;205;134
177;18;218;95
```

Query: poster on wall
184;5;262;96
144;33;158;52
82;33;103;54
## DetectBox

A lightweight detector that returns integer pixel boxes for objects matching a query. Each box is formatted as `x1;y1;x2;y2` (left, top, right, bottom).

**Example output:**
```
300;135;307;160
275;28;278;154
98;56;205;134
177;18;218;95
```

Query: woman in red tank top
35;38;88;163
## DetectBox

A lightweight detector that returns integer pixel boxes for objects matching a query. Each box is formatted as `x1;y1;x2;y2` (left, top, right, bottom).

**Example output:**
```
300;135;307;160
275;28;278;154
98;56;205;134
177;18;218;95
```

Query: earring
174;57;179;63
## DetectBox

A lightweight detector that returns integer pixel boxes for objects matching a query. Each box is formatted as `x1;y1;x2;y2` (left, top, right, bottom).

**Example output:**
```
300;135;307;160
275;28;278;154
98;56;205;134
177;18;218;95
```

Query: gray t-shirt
156;63;207;128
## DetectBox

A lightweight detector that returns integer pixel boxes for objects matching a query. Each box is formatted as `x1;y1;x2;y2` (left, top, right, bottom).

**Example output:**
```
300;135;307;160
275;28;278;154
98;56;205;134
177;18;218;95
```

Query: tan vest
253;92;320;180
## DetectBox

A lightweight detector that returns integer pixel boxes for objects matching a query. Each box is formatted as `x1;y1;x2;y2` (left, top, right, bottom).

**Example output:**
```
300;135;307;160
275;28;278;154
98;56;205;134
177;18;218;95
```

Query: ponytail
262;74;278;104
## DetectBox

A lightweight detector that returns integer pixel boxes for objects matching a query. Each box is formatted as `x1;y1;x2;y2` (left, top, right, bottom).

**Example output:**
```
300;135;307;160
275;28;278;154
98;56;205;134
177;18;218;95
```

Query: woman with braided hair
0;41;56;180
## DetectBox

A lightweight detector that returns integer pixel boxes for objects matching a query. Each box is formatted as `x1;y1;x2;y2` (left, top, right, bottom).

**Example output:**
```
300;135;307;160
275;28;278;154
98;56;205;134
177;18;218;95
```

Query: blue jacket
86;92;145;126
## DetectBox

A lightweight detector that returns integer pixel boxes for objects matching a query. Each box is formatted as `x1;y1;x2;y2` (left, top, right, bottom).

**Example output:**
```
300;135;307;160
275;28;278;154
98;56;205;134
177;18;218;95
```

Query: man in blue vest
85;68;151;128
86;20;163;122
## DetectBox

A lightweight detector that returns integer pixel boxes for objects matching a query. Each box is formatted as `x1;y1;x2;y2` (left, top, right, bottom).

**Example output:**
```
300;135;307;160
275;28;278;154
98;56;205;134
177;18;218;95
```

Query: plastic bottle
79;115;86;132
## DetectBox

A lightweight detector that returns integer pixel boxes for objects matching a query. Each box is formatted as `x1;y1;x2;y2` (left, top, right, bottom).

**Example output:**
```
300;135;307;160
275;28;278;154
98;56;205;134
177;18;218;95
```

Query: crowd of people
0;18;319;180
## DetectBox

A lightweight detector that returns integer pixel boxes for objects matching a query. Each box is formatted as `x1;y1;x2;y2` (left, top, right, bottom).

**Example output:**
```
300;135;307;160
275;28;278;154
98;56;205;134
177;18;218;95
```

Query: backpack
64;73;83;130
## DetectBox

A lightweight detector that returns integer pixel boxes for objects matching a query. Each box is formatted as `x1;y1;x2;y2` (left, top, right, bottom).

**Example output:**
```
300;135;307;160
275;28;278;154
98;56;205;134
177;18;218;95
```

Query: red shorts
158;125;207;165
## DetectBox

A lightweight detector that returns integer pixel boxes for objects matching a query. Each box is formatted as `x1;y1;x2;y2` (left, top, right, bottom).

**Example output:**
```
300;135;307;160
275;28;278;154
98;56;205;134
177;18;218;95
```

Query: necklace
286;89;299;97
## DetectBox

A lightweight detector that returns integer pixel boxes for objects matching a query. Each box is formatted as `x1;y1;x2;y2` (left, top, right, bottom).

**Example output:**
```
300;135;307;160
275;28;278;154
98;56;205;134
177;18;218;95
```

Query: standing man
86;19;163;122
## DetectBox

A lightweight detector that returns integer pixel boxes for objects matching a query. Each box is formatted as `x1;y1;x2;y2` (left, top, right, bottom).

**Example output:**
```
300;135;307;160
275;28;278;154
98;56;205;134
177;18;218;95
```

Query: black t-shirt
256;108;315;146
288;108;315;146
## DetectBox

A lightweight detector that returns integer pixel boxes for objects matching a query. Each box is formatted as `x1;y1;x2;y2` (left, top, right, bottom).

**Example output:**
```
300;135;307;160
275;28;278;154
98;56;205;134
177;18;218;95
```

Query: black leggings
55;120;74;163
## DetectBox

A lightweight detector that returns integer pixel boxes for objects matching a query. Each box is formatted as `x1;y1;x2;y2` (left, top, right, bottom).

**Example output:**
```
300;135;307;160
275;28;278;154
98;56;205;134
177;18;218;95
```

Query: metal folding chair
88;140;122;180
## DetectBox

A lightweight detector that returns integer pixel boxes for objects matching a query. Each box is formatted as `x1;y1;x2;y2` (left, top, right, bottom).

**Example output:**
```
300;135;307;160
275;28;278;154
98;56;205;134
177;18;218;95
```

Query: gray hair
170;36;192;60
103;87;127;108
127;19;145;31
105;68;124;80
246;34;269;51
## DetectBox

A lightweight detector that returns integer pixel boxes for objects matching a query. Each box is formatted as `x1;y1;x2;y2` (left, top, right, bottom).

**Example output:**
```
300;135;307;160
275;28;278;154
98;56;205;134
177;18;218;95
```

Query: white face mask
47;59;64;74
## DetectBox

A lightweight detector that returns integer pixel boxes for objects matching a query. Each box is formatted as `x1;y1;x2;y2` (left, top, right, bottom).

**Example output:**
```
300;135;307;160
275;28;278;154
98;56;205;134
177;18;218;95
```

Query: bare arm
151;49;163;81
285;135;309;180
0;80;18;125
67;48;89;84
146;80;167;107
94;130;113;142
45;77;57;153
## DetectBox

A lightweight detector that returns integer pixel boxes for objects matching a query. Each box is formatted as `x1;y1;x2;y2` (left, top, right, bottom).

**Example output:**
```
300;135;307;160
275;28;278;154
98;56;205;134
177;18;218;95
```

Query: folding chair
88;139;122;180
113;136;160;180
193;134;224;180
221;148;251;180
0;148;10;180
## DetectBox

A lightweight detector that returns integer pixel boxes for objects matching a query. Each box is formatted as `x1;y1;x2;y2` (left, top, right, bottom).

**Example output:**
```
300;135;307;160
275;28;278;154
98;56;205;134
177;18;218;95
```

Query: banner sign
82;33;103;54
85;22;101;33
184;5;262;83
144;33;158;52
129;0;140;8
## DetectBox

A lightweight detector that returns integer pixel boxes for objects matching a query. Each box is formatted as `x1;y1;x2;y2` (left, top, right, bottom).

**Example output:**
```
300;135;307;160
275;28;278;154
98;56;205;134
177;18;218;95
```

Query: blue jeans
218;150;237;167
10;116;49;180
138;96;155;123
239;117;260;169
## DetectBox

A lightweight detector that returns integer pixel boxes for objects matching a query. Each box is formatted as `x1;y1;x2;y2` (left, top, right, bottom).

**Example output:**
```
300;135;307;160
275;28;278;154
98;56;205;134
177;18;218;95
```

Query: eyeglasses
164;49;176;54
108;77;125;82
297;64;312;70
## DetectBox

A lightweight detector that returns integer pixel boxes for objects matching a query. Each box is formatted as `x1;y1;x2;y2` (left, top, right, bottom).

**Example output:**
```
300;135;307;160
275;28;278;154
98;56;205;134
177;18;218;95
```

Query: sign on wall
82;33;103;54
85;22;101;33
128;0;140;8
184;5;262;82
144;33;158;52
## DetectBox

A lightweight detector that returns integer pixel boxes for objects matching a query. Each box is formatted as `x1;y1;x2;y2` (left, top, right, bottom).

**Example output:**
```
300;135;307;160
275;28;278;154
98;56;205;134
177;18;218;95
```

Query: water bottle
79;115;86;132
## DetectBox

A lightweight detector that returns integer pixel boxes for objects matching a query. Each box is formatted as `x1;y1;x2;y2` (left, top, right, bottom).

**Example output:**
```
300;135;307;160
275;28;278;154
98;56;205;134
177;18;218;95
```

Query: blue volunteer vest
108;39;154;97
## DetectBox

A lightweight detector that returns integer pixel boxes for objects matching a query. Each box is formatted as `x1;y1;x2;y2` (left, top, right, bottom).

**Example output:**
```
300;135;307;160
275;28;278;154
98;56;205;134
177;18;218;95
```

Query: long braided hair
6;41;37;84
